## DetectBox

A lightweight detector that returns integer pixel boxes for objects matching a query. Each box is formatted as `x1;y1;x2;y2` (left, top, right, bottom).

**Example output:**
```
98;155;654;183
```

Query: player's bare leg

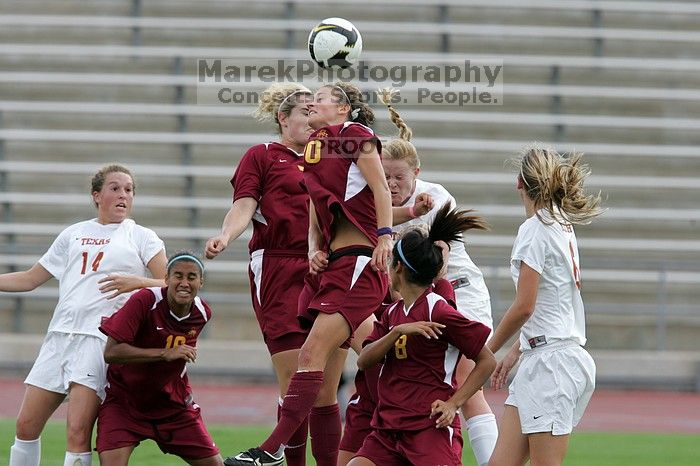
337;450;356;466
10;385;65;466
186;454;225;466
347;456;376;466
488;406;529;466
65;383;101;452
527;432;569;466
271;349;301;397
458;357;499;466
315;347;346;407
98;445;135;466
15;385;65;440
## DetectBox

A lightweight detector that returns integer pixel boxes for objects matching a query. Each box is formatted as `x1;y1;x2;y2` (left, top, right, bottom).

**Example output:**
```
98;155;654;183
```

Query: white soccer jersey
510;209;586;351
394;179;490;305
39;218;164;340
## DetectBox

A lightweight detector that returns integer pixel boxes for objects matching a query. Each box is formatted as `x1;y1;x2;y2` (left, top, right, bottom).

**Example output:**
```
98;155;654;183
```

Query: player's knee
65;420;93;447
315;382;338;406
15;416;42;440
297;338;328;370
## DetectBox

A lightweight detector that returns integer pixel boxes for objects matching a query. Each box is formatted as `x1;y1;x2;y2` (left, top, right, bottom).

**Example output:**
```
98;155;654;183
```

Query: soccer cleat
223;447;284;466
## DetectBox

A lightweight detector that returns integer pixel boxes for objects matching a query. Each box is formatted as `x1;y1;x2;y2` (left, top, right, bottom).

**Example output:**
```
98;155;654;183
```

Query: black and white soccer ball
308;17;363;69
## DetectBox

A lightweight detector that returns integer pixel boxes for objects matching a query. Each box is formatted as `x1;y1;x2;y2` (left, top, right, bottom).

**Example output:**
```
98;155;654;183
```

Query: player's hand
393;321;444;339
490;347;521;390
98;274;144;299
205;234;229;259
309;251;329;275
163;344;197;363
430;399;458;428
371;235;393;272
413;192;434;217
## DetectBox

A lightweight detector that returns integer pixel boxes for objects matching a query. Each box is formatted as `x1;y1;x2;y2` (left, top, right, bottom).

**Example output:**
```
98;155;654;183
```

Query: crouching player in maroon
349;204;497;466
96;252;223;466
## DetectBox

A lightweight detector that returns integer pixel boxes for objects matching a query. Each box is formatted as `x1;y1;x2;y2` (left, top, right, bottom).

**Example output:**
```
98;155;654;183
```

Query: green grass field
0;421;697;465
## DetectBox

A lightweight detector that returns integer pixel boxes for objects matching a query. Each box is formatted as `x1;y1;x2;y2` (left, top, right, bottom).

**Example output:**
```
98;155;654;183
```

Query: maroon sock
260;371;323;455
309;403;342;466
278;403;308;466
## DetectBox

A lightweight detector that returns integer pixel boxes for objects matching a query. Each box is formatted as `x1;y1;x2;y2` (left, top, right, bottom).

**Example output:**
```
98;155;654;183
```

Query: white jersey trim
344;161;367;202
148;287;164;310
194;296;208;322
350;256;371;290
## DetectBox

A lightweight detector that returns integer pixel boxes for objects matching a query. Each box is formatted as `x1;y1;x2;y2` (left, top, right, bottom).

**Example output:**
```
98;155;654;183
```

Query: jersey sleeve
134;226;165;267
341;123;382;161
99;289;154;344
231;145;268;202
38;226;73;280
432;279;456;308
363;308;392;347
511;222;547;275
435;302;490;360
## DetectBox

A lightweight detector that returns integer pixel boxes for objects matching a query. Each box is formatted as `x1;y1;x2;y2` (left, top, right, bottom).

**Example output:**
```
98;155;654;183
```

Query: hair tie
350;108;361;120
396;239;418;275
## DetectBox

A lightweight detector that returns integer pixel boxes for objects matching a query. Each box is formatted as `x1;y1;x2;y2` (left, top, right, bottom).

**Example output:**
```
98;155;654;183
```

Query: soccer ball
308;17;363;69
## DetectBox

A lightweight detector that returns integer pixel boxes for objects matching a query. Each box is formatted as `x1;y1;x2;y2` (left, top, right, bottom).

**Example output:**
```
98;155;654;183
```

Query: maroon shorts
339;392;375;453
249;250;309;355
96;396;220;460
355;426;462;466
298;246;388;345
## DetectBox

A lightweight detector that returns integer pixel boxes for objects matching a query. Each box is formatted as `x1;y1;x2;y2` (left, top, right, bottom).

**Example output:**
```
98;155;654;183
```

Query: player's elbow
103;349;117;363
474;346;497;375
356;354;376;371
103;341;120;363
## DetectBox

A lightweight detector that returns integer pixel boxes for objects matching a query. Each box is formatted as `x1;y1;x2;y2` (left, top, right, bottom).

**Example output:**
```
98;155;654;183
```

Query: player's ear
277;111;288;128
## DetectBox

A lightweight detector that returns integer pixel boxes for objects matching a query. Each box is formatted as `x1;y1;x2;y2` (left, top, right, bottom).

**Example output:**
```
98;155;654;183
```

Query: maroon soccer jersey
303;122;382;249
231;142;309;253
366;288;490;431
99;287;212;420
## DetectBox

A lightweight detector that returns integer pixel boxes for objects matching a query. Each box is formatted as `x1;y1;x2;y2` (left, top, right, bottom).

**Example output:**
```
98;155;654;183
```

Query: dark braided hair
392;203;489;286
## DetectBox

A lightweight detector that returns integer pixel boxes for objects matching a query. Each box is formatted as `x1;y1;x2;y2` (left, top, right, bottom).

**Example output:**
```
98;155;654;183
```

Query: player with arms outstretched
205;83;318;465
3;165;166;466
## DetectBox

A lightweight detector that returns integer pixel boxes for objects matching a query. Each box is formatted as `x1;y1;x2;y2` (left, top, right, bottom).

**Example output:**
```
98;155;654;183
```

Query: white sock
9;437;41;466
466;413;498;466
63;451;92;466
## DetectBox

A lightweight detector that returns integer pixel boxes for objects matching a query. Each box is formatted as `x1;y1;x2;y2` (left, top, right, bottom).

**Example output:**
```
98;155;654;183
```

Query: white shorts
25;332;108;400
455;294;493;333
505;340;595;435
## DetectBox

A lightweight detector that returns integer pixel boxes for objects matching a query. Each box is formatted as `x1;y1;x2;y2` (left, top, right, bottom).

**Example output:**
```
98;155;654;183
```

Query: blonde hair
514;142;603;225
378;88;419;169
253;83;312;133
326;82;375;127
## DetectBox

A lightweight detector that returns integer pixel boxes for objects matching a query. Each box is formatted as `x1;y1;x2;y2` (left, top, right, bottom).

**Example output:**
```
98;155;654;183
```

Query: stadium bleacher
0;0;698;386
